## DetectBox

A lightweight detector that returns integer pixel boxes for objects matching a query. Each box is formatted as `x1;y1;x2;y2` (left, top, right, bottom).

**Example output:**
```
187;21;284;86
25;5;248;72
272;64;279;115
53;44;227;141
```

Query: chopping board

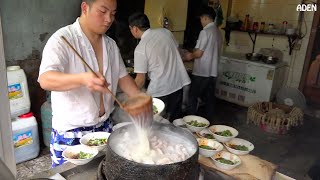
198;153;277;180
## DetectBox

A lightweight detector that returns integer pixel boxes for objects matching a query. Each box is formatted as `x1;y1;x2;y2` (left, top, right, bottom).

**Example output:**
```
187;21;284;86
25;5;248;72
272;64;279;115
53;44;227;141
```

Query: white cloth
39;18;127;131
192;22;222;77
134;28;191;97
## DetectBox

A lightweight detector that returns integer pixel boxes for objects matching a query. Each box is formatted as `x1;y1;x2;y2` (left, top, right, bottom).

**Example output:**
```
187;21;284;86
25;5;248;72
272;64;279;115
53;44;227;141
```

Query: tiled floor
16;99;320;179
16;147;51;180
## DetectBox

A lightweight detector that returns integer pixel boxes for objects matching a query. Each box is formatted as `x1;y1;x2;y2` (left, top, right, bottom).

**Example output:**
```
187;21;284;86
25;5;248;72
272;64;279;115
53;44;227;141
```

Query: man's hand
82;72;110;93
184;52;194;61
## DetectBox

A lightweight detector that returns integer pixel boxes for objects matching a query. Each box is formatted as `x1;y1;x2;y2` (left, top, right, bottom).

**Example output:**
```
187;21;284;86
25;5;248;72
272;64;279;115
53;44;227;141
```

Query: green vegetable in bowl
187;120;207;127
71;151;94;159
215;130;233;137
153;105;158;114
215;157;235;165
203;133;214;139
199;145;216;150
79;151;93;159
87;138;107;146
229;144;249;151
179;124;187;128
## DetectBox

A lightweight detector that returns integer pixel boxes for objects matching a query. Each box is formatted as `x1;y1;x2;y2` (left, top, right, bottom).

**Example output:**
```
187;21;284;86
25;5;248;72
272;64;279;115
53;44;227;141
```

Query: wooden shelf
223;29;299;55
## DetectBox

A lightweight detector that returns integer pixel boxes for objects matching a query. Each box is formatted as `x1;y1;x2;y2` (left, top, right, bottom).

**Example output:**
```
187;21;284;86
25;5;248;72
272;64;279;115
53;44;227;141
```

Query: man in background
128;13;191;121
184;6;222;122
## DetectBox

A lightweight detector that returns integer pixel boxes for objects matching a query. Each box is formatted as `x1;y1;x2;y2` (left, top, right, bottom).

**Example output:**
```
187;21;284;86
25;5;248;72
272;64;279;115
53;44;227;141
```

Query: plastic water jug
12;112;40;164
41;91;52;147
7;66;31;117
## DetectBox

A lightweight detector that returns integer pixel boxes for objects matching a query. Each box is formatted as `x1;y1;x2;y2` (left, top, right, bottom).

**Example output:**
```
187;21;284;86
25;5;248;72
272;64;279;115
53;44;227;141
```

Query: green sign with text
223;71;256;84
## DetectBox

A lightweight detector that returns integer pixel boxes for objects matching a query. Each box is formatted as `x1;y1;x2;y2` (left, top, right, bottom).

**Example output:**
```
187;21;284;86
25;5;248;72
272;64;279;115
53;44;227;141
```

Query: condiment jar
260;22;265;32
241;14;250;31
282;21;288;34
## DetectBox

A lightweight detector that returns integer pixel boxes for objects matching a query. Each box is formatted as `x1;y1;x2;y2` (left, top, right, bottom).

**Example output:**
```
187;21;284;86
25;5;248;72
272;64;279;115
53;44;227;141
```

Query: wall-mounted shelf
223;29;299;55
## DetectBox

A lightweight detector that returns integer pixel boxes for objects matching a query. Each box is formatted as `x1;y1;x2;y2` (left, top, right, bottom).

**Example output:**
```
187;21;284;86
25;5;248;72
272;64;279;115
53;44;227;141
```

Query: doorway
300;4;320;106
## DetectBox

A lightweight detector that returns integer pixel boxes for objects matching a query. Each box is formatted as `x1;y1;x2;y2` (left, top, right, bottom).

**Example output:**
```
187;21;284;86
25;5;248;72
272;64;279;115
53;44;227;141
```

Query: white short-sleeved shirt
134;28;191;97
38;18;128;131
193;22;222;77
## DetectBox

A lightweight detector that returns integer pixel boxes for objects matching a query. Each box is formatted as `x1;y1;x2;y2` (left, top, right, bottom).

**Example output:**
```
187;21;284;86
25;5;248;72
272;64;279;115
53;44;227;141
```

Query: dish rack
247;102;303;134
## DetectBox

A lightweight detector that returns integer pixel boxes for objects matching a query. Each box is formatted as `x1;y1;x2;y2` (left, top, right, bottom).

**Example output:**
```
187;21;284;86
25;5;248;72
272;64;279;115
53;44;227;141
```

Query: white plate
183;115;210;132
196;128;215;139
211;151;241;170
172;118;191;132
209;125;238;143
153;98;165;116
62;145;98;165
197;138;223;157
80;132;110;151
224;138;254;155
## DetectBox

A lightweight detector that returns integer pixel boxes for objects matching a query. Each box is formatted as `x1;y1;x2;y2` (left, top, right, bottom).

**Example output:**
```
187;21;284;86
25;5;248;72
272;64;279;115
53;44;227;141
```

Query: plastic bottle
41;91;52;147
253;22;259;32
7;66;31;117
241;14;250;31
282;21;288;34
260;22;265;32
12;112;40;164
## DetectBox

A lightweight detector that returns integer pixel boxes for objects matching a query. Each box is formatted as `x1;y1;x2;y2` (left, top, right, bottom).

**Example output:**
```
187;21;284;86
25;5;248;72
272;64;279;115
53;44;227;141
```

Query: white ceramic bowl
112;122;133;131
224;138;254;155
152;98;165;116
183;115;210;132
197;138;223;157
209;125;238;143
80;132;110;151
62;145;98;165
196;128;215;139
211;151;241;170
172;118;191;132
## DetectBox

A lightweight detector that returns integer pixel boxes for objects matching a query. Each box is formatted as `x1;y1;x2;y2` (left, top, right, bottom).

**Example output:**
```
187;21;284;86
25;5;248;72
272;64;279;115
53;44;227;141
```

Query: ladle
61;36;124;109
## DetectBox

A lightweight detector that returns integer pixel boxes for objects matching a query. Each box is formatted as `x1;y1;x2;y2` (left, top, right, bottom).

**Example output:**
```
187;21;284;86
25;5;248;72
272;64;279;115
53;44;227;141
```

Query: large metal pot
104;122;199;180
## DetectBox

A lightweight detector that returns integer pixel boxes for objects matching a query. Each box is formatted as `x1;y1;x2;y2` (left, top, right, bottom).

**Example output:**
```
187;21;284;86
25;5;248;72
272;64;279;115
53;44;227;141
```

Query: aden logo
296;4;317;11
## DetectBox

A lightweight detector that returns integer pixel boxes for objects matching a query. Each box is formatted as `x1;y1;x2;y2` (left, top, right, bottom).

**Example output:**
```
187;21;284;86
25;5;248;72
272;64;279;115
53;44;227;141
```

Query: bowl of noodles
80;132;110;151
152;98;165;116
62;144;98;165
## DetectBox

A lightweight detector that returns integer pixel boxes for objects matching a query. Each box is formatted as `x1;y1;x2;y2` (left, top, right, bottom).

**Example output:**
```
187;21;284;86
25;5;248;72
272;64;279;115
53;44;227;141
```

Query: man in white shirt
38;0;140;167
128;13;191;121
184;7;222;122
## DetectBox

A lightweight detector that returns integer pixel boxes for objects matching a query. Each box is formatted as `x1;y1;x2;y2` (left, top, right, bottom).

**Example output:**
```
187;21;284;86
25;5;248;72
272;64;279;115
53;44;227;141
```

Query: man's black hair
200;6;216;20
82;0;96;6
128;12;150;31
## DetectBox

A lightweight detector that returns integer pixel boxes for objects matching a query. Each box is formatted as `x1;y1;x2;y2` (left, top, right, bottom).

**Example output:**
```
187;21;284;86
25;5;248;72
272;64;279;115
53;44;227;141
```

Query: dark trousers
187;75;217;122
156;88;183;122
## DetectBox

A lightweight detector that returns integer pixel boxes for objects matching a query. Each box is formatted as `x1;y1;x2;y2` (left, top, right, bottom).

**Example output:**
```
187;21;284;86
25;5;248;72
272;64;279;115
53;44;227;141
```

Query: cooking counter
29;150;232;180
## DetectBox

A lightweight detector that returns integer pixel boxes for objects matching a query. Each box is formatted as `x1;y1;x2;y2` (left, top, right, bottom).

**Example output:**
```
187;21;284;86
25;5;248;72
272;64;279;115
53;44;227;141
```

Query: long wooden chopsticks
61;36;123;109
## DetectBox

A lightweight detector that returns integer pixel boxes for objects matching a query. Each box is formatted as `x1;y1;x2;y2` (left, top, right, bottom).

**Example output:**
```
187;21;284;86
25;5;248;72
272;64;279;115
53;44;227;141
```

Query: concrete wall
0;0;81;146
0;0;81;62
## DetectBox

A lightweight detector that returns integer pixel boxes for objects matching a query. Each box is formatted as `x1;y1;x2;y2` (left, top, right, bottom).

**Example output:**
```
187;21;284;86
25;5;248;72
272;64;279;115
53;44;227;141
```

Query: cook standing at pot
184;7;222;122
38;0;140;167
128;13;191;121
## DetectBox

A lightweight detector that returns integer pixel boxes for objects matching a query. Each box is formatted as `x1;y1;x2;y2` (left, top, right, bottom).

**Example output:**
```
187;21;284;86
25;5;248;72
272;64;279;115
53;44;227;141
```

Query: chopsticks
61;36;124;109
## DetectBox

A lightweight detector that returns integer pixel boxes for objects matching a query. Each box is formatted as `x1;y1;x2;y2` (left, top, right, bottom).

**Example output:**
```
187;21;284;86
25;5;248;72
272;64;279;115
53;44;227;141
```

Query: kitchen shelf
223;29;299;55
